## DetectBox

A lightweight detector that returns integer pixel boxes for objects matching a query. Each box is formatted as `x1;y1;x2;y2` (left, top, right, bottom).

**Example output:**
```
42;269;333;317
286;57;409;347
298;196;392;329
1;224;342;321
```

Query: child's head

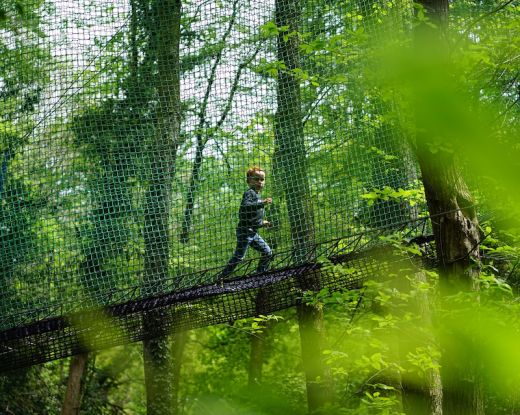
246;166;266;192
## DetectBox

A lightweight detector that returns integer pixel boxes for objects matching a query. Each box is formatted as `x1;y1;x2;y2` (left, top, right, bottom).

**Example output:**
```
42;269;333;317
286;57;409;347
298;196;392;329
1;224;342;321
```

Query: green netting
0;0;430;370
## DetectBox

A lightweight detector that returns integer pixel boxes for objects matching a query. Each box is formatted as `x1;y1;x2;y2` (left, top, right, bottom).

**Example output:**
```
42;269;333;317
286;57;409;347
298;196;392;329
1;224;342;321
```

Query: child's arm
242;191;271;207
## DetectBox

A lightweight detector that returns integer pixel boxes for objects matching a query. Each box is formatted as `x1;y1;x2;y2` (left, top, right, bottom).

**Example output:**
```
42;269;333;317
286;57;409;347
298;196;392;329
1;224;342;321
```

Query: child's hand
263;220;272;228
263;197;272;204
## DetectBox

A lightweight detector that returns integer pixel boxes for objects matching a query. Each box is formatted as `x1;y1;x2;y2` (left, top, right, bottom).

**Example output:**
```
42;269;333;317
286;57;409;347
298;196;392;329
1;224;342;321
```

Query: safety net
1;0;440;370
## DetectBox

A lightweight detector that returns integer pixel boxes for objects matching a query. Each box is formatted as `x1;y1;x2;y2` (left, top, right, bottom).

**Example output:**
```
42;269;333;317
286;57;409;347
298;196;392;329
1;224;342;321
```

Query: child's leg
250;233;273;273
219;231;251;278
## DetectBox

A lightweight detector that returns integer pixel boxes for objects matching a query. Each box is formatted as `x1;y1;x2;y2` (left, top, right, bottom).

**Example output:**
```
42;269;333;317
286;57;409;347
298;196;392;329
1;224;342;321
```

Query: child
219;166;274;280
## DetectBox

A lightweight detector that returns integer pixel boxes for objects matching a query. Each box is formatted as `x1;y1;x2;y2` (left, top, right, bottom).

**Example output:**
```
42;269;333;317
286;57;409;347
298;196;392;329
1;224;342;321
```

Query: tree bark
61;353;89;415
274;0;315;265
417;143;483;415
297;291;332;413
248;329;268;387
274;0;331;412
400;271;443;415
413;0;483;412
171;330;188;415
142;1;182;415
417;149;480;287
248;289;272;387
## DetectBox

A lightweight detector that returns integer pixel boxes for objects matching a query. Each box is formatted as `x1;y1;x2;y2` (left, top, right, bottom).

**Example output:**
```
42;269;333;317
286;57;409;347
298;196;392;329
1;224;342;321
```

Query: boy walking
219;166;274;280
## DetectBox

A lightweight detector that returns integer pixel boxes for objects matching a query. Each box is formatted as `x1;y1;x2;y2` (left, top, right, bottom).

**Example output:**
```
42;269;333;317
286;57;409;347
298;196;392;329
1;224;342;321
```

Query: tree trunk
417;143;483;415
248;289;272;387
142;1;182;415
171;330;188;415
297;292;331;413
61;353;89;415
417;149;480;287
400;271;443;415
274;0;315;265
413;0;483;412
248;329;269;387
274;0;331;412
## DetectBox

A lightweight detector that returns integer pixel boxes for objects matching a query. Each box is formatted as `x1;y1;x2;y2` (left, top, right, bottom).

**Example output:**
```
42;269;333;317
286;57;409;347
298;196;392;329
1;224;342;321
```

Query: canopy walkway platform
0;220;433;371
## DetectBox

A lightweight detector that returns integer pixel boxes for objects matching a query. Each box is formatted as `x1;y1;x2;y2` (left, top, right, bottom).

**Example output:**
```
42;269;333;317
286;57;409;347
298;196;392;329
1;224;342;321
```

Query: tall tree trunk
171;330;188;415
61;353;89;415
248;329;269;387
354;0;438;408
413;0;483;412
417;143;482;415
248;289;272;387
400;271;443;415
142;1;182;415
274;0;314;265
274;0;331;412
296;289;331;413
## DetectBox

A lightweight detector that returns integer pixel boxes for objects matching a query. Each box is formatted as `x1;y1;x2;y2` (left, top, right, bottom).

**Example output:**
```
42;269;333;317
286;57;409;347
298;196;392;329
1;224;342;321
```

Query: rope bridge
1;0;428;371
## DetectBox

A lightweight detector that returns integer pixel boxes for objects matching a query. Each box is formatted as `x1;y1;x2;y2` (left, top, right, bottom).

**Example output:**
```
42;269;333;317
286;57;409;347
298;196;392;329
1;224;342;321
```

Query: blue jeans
220;228;273;278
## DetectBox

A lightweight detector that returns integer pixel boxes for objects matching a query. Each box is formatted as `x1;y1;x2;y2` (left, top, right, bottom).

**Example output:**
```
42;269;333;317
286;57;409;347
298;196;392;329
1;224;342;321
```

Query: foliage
0;362;63;414
0;0;519;413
